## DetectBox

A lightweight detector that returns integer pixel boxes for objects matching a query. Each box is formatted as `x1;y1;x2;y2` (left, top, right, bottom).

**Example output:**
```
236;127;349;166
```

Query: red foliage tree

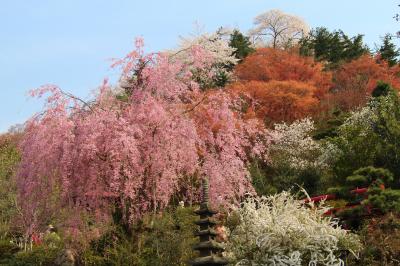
234;48;332;99
228;80;319;125
331;55;400;110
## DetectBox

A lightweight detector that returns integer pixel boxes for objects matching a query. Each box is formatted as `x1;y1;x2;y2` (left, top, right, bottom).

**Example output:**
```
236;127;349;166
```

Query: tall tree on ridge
249;9;309;49
299;27;369;68
378;34;400;67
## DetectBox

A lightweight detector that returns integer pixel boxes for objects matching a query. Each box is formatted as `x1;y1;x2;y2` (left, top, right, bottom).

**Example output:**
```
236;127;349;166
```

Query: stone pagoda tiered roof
189;178;228;266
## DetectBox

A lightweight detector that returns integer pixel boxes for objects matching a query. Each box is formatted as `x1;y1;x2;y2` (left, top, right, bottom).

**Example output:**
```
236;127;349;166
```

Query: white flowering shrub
269;118;328;171
225;192;362;266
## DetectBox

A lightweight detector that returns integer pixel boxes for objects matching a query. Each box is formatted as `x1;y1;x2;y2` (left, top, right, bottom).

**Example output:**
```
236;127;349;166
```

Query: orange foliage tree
234;48;332;99
332;55;400;110
229;80;319;125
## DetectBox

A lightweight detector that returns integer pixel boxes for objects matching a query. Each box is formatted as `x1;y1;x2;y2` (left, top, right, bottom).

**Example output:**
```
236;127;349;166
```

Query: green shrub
0;240;19;263
1;246;62;266
79;206;198;266
366;189;400;213
0;134;20;240
348;213;400;265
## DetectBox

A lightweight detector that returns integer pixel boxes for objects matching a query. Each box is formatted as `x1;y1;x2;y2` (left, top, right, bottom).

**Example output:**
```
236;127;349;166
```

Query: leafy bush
1;246;63;266
80;206;198;266
0;239;19;263
349;213;400;265
328;84;400;184
366;188;400;214
0;133;20;239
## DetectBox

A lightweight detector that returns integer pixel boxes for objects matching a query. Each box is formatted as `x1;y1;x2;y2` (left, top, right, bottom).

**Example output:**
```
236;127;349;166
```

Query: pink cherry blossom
16;41;266;235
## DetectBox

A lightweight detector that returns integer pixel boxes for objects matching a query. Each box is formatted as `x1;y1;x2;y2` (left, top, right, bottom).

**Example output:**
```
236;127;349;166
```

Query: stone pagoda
189;178;229;266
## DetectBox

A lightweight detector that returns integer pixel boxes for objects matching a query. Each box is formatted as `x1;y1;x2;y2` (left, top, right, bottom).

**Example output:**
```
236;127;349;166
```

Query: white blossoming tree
225;192;362;266
169;29;238;88
250;118;332;196
249;9;309;48
269;118;329;172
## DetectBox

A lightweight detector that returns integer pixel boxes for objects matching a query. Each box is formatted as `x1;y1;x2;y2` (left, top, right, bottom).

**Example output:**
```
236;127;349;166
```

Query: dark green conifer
378;34;400;67
229;29;254;61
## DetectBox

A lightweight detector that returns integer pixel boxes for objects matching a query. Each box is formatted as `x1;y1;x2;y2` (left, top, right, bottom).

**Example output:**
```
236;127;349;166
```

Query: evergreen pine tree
299;27;369;68
378;34;400;67
229;29;254;61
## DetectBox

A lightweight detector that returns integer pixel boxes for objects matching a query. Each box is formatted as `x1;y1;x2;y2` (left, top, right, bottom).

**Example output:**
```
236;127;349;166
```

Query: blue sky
1;0;399;132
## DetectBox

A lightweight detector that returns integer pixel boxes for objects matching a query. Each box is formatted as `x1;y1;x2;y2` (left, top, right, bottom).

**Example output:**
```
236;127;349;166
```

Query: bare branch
181;95;208;115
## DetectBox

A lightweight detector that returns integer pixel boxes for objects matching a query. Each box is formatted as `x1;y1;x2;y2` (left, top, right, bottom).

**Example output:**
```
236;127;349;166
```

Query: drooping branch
58;89;95;112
